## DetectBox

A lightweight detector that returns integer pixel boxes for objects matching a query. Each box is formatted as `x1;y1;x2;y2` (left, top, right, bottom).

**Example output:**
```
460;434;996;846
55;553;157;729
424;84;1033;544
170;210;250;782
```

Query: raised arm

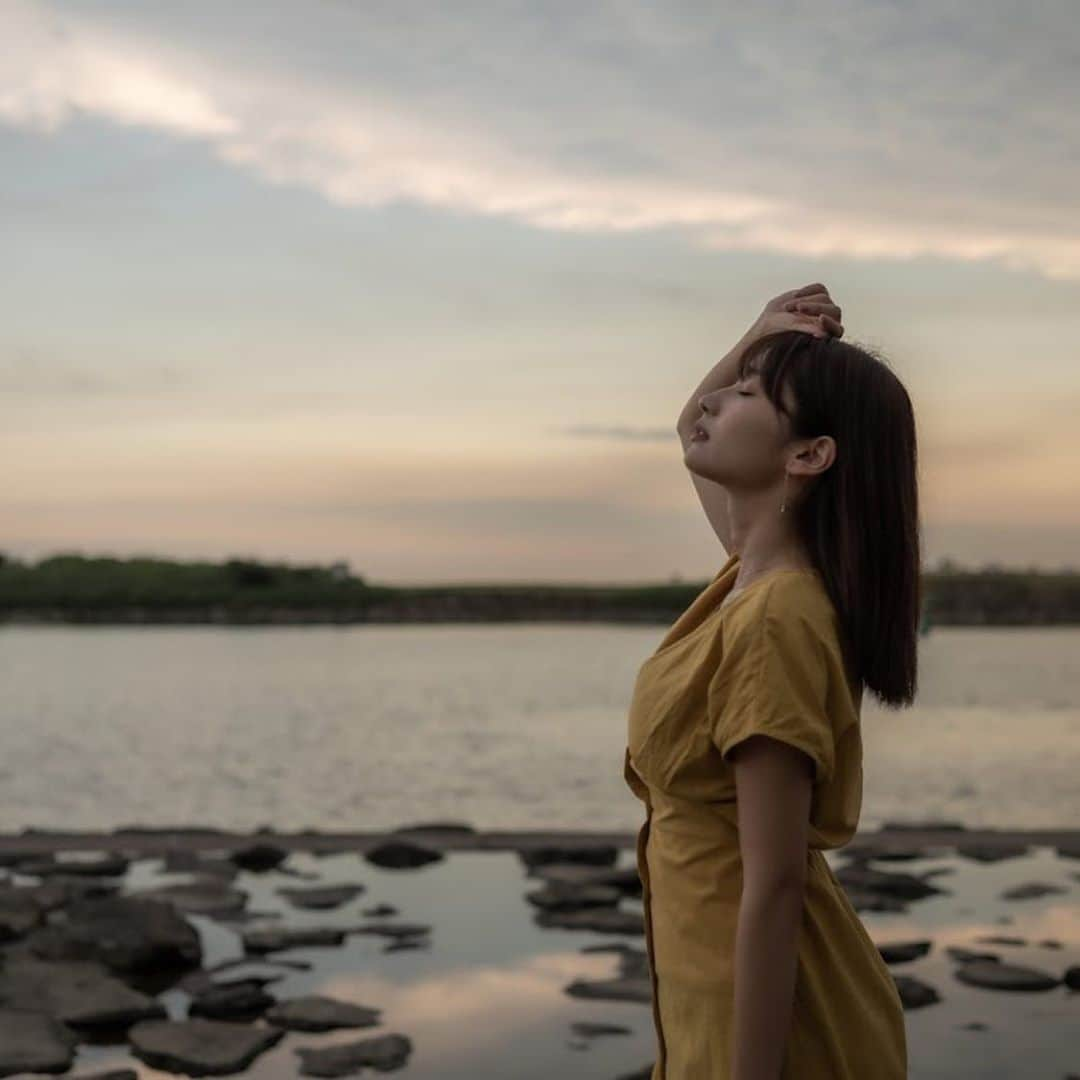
675;284;844;554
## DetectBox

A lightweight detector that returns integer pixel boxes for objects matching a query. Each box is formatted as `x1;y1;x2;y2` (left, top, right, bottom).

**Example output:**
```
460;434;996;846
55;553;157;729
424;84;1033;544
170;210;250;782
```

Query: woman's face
683;368;796;489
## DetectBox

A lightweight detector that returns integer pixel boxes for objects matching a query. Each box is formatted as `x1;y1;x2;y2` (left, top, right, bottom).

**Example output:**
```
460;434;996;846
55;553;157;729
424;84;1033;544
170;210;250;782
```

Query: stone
276;884;366;910
953;959;1061;991
264;994;381;1032
891;974;941;1010
364;840;443;869
0;957;166;1028
27;896;201;974
535;908;644;934
128;1017;285;1074
241;925;347;954
230;842;289;872
565;976;651;1004
294;1031;412;1076
0;1007;78;1075
877;940;933;965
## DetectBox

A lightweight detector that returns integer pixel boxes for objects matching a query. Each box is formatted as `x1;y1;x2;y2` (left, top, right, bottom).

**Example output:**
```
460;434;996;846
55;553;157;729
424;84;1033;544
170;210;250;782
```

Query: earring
780;470;789;515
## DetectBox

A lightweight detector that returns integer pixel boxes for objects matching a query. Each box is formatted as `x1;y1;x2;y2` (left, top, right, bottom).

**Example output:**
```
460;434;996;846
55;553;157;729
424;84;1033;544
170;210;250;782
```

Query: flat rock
0;957;166;1028
946;946;1001;964
570;1020;632;1037
892;974;941;1010
835;864;947;902
188;979;276;1021
364;840;443;869
955;843;1030;863
565;976;651;1004
0;1006;79;1075
350;920;431;939
953;958;1061;991
877;940;933;965
264;994;381;1031
530;863;642;897
131;878;249;917
518;845;618;870
276;884;367;910
525;882;622;911
295;1031;412;1076
536;908;644;934
242;925;347;954
128;1017;285;1075
998;881;1069;901
15;853;130;878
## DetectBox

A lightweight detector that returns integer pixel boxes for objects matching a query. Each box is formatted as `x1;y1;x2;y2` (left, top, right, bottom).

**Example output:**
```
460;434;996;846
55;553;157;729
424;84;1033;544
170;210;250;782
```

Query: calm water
1;623;1078;832
17;844;1080;1079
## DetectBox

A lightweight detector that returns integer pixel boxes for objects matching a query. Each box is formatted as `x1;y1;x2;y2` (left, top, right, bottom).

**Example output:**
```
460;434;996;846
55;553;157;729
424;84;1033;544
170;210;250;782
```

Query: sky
2;0;1079;583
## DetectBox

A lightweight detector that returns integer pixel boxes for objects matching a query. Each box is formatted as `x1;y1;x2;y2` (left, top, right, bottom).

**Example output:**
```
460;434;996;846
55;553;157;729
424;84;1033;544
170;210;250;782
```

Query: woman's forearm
730;882;806;1080
675;329;757;432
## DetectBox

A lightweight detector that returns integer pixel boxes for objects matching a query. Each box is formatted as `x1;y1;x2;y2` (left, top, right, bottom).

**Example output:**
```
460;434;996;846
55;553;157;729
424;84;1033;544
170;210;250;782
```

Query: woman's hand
745;283;844;344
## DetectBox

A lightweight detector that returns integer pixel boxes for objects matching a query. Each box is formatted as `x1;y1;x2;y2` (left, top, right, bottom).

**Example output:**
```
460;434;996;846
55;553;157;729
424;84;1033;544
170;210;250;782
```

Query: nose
698;394;713;415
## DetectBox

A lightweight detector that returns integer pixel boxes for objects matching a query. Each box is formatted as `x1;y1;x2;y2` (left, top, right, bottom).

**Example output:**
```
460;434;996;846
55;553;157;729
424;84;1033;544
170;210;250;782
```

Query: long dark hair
737;329;921;708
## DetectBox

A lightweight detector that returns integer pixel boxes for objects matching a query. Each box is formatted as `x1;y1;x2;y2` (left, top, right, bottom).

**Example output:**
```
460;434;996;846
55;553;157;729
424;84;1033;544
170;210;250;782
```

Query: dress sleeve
706;591;836;786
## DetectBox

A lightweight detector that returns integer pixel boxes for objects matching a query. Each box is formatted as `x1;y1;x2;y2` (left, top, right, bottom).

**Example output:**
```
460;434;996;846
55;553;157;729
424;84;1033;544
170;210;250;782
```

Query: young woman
624;283;918;1078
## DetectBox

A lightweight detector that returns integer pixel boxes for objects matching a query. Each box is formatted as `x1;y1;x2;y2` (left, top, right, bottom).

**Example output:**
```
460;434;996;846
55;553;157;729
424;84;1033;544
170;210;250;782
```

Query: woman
624;283;917;1078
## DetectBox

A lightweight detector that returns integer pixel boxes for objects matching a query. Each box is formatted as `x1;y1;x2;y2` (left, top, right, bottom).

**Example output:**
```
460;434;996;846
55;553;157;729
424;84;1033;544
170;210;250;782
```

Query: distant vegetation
1;551;1078;626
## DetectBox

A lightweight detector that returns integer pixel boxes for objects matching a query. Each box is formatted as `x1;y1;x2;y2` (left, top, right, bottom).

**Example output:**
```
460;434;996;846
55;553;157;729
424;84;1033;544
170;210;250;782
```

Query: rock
524;882;622;911
569;1020;631;1037
0;886;46;940
0;957;166;1028
130;878;249;918
852;845;934;861
998;881;1069;901
953;959;1061;991
1064;965;1080;990
1037;939;1063;949
129;1017;285;1075
295;1031;412;1076
877;940;933;965
242;925;347;954
973;934;1026;946
946;947;1001;964
879;820;967;831
615;1066;655;1080
264;994;381;1032
14;853;130;878
230;842;289;872
364;840;443;869
955;843;1030;863
350;921;431;940
361;903;398;917
535;907;644;934
0;848;53;869
565;976;651;1004
276;884;366;910
391;820;476;835
518;845;619;870
0;1007;79;1074
159;852;239;879
834;864;947;902
529;862;642;897
891;974;941;1009
27;896;201;974
383;938;429;953
188;979;276;1021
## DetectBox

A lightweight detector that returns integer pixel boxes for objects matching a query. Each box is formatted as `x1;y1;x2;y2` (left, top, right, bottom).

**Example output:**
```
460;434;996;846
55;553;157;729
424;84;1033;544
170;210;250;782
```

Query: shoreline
3;823;1079;857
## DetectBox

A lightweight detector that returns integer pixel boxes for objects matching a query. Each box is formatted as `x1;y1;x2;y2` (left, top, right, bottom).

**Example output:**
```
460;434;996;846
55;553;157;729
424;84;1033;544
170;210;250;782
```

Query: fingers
786;300;842;320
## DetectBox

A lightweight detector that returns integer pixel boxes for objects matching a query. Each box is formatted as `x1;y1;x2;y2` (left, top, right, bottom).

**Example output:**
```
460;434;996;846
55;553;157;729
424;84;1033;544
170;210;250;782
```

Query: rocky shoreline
1;822;1077;1078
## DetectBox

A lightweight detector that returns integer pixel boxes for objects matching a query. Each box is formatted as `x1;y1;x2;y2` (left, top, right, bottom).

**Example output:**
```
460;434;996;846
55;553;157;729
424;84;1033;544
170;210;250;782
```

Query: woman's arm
728;734;817;1080
675;283;843;435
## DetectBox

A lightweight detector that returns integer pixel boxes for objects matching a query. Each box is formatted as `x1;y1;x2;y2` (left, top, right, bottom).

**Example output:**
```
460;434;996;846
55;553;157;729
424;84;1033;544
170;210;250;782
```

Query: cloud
555;424;673;442
2;1;1079;278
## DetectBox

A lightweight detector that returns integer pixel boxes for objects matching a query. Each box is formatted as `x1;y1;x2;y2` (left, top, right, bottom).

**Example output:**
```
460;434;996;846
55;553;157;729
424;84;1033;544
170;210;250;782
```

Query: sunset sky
3;0;1078;583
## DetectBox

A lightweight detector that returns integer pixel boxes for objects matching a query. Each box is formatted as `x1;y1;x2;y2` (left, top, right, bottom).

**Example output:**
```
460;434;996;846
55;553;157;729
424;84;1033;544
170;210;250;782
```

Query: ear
790;435;836;477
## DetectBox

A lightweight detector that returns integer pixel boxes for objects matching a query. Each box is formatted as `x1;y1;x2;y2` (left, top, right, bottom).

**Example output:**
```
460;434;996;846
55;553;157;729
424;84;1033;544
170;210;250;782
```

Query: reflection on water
25;845;1078;1079
1;623;1078;831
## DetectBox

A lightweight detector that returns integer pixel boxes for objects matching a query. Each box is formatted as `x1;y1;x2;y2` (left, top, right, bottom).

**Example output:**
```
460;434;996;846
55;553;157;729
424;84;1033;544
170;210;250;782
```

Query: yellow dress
624;551;907;1079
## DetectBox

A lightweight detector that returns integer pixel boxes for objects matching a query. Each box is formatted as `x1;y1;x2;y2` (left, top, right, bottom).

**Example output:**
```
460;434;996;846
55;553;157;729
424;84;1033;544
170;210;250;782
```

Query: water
1;623;1078;832
14;844;1080;1078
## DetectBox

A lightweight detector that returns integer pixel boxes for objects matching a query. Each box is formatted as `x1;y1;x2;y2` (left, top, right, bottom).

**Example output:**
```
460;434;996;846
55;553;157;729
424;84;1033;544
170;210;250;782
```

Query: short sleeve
707;590;836;787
